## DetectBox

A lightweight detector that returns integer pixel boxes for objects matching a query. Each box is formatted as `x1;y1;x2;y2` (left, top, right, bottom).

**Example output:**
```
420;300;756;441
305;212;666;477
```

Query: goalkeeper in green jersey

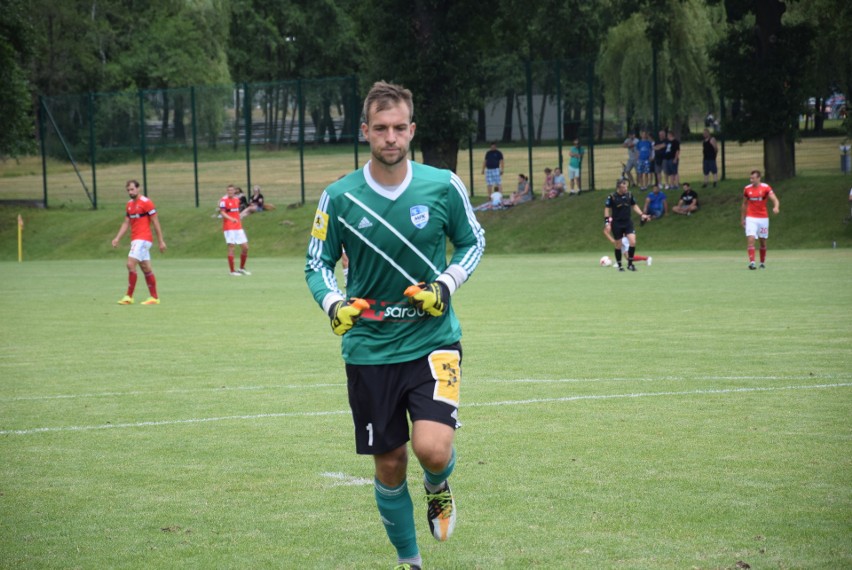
305;81;484;570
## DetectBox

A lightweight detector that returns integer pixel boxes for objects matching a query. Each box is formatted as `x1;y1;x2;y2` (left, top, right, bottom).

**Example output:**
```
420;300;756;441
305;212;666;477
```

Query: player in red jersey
741;170;780;270
220;184;251;276
111;180;166;304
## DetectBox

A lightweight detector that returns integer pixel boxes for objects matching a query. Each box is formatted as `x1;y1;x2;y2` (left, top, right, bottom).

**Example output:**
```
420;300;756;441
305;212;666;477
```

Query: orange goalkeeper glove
328;298;369;336
404;281;449;317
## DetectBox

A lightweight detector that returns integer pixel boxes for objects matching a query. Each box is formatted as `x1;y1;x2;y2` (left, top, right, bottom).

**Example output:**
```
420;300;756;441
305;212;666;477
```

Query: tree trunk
476;107;486;143
173;96;186;143
420;138;459;172
763;133;795;181
161;93;170;141
814;97;824;133
233;88;241;151
515;94;526;142
754;0;795;182
501;89;514;142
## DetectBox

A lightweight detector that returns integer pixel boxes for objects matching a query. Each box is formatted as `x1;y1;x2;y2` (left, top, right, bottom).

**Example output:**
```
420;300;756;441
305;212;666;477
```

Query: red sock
144;272;158;299
240;251;248;269
228;255;235;272
633;255;648;261
747;247;755;262
127;271;138;296
759;247;766;263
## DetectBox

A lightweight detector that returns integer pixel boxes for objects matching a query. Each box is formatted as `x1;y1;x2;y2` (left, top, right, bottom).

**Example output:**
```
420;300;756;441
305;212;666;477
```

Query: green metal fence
35;76;361;209
6;60;840;210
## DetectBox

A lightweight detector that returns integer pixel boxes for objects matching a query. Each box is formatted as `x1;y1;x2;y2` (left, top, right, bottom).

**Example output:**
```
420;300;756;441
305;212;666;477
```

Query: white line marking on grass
489;374;850;384
466;383;852;407
0;410;350;435
6;375;846;402
4;384;342;402
321;472;373;486
2;382;849;436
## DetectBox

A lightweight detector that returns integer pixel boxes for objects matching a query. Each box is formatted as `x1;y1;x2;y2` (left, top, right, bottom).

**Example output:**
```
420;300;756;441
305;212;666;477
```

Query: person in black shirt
241;185;270;218
663;131;681;190
702;129;718;188
604;179;650;271
481;142;505;195
672;183;700;216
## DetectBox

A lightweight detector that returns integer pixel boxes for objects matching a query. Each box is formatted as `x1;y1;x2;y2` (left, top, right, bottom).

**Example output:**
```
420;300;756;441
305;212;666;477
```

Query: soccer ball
599;255;613;267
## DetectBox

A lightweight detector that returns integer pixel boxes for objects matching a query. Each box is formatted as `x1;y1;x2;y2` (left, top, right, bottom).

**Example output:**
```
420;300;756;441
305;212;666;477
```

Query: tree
711;0;813;181
787;0;852;136
355;0;492;171
0;0;36;157
228;0;361;145
597;0;725;136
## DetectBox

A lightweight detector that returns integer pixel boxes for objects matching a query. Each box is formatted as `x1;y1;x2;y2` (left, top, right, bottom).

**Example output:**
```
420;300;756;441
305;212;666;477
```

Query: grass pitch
1;252;850;569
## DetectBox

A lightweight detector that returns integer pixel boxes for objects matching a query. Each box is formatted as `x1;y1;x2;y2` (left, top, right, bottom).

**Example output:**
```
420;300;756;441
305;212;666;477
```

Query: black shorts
345;342;462;455
611;220;635;240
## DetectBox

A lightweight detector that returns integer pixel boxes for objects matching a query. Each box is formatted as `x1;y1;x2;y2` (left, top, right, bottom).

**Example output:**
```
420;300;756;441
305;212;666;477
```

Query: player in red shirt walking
220;184;251;276
111;180;166;304
741;170;780;270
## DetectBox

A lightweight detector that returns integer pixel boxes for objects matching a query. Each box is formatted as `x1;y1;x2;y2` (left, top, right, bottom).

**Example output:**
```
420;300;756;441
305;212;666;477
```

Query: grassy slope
1;173;850;261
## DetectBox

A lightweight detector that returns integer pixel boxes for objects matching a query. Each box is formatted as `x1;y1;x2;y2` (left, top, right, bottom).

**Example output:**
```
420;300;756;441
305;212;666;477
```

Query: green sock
374;478;419;559
423;447;456;490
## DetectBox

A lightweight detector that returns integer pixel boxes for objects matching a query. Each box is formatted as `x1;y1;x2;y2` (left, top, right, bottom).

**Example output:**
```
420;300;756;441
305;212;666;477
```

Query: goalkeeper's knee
328;298;369;335
404;281;449;317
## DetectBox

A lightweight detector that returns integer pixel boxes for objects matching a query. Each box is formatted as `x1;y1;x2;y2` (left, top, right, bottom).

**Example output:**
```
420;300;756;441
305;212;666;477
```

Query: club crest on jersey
311;210;329;241
410;205;429;229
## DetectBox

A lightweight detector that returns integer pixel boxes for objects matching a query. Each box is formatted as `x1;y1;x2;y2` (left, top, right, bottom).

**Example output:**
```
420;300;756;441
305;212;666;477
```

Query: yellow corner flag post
17;214;24;262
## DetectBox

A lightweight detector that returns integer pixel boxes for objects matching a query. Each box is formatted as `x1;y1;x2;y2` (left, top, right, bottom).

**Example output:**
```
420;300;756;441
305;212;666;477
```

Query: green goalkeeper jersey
305;160;485;365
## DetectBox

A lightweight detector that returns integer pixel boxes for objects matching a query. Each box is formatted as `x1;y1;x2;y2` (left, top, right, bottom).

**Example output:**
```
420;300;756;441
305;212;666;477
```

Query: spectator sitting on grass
642;184;668;223
474;189;505;211
552;167;566;197
542;168;557;199
507;174;532;206
672;182;700;216
241;185;277;218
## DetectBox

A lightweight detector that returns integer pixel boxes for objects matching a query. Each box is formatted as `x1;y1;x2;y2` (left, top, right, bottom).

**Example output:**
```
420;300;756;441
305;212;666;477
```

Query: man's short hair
751;169;762;178
362;81;414;124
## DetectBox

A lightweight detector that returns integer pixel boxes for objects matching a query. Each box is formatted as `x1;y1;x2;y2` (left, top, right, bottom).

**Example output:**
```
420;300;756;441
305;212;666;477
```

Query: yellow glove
404;282;449;317
328;298;369;336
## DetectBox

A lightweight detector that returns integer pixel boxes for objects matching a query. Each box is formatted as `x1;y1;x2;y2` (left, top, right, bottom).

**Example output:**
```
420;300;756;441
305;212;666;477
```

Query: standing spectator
568;139;585;194
220;184;251;276
622;132;638;187
741;170;780;270
642;184;668;221
481;141;504;195
653;129;667;187
635;130;654;190
112;180;166;305
604;179;650;271
305;81;484;570
672;182;700;216
663;131;681;189
552;167;566;197
508;173;532;205
702;129;719;188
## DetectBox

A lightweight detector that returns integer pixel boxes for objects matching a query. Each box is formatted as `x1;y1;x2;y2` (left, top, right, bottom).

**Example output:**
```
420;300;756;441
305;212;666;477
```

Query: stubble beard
372;145;407;168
